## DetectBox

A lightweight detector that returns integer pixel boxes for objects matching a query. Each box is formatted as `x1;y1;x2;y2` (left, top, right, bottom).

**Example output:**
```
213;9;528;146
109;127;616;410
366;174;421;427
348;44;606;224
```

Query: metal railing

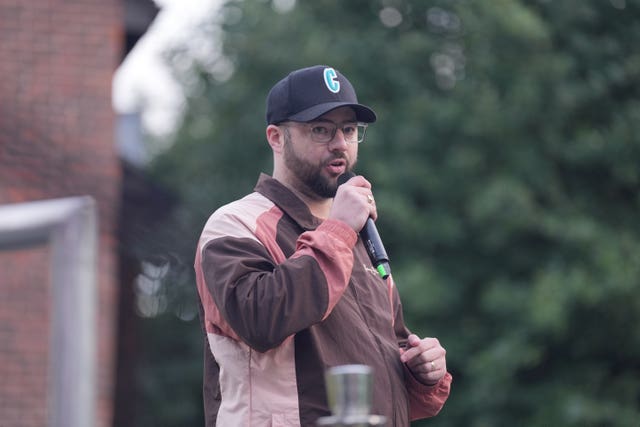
0;196;97;427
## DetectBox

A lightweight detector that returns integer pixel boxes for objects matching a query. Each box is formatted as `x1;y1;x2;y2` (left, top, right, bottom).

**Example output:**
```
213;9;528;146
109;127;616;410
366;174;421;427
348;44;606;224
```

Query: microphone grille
337;171;355;186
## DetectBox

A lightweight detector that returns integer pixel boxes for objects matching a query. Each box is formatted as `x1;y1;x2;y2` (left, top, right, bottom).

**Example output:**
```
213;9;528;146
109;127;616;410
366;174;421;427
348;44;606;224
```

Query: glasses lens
334;123;367;143
356;123;367;143
309;124;335;143
341;124;358;143
307;122;368;143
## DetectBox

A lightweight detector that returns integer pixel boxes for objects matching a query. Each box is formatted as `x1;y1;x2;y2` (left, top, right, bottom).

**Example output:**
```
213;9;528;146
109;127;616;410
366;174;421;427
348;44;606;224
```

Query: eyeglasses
281;120;368;144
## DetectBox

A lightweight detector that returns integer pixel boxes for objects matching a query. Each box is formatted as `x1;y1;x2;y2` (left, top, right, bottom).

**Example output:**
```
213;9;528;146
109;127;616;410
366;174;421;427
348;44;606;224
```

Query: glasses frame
280;120;369;144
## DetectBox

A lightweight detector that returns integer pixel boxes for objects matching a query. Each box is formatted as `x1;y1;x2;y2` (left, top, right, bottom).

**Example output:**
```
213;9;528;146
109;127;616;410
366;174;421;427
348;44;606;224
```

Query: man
195;65;452;426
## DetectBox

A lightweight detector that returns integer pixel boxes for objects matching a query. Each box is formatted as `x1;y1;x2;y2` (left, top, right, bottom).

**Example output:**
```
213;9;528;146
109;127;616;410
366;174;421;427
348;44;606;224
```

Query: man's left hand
400;334;447;386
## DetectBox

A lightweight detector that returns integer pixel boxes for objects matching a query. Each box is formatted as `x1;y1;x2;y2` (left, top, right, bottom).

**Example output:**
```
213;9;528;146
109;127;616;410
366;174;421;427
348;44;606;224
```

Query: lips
326;158;347;175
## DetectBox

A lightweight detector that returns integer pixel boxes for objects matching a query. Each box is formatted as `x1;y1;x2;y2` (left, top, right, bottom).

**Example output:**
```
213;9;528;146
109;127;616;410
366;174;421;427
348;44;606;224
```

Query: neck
303;196;333;220
288;183;334;220
273;172;333;219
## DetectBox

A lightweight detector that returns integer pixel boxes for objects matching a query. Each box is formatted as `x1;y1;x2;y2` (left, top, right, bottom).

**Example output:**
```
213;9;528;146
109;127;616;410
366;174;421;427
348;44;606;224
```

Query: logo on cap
323;67;340;93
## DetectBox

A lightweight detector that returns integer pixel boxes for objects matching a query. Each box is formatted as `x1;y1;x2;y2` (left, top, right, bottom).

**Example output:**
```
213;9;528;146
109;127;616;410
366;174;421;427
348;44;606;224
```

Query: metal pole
0;196;97;427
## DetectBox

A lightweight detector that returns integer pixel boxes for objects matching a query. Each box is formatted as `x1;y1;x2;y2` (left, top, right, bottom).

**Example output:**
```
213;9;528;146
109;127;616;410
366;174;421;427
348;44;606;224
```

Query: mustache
327;154;356;172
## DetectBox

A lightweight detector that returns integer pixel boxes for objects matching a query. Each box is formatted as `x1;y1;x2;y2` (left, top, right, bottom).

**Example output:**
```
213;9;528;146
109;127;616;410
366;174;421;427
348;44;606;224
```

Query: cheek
347;145;359;159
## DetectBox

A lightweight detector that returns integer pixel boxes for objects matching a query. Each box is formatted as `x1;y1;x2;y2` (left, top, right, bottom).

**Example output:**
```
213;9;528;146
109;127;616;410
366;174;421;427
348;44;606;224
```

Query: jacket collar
254;173;323;231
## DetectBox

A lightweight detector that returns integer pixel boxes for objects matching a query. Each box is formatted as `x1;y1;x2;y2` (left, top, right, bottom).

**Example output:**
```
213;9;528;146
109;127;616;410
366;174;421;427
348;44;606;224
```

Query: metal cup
318;364;386;426
324;364;373;418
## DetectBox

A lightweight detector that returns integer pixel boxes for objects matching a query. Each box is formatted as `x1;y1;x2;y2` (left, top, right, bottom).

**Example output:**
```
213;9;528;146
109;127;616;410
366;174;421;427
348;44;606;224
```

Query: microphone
337;172;391;279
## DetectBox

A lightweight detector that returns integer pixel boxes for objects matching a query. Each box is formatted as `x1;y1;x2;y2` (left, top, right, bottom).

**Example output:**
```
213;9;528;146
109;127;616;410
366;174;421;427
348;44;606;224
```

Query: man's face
281;107;359;199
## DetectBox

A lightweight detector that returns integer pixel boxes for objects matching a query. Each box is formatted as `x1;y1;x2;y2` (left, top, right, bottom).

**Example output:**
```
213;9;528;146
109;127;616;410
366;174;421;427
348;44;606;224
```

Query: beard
282;129;354;199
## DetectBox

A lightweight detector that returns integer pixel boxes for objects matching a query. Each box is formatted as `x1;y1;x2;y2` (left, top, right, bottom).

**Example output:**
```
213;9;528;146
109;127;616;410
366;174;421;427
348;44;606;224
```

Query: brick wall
0;1;123;426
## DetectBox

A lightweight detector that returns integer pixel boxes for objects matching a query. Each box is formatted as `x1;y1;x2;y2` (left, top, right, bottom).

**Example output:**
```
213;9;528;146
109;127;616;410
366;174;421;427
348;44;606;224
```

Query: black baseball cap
266;65;377;125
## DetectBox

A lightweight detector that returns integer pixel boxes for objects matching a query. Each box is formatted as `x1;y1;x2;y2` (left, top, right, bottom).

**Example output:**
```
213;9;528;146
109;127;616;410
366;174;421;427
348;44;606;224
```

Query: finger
406;360;436;375
366;193;377;220
407;335;441;349
400;346;426;363
404;349;442;370
401;339;444;364
342;174;371;190
413;363;446;386
352;187;377;220
425;356;446;372
339;176;377;217
407;334;421;347
407;356;446;376
400;336;431;359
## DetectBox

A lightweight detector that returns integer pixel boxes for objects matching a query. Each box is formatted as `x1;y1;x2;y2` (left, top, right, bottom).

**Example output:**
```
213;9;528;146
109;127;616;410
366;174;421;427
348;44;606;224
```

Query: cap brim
288;102;377;123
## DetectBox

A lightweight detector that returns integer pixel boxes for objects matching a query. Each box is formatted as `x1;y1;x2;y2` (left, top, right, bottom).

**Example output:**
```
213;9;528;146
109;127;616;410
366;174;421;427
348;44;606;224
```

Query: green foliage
143;0;640;425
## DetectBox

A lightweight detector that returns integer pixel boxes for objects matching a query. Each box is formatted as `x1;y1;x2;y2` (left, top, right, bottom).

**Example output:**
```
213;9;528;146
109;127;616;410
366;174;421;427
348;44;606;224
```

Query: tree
143;0;640;425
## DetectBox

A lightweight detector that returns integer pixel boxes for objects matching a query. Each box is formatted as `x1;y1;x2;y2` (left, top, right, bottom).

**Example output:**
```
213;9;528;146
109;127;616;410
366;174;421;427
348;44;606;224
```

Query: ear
266;124;285;153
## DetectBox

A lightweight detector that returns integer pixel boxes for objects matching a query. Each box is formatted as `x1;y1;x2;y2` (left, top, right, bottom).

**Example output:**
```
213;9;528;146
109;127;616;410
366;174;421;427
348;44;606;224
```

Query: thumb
407;334;421;347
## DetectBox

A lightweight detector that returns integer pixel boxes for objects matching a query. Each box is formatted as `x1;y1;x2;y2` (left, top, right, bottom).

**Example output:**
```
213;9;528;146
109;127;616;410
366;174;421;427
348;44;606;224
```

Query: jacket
195;174;451;426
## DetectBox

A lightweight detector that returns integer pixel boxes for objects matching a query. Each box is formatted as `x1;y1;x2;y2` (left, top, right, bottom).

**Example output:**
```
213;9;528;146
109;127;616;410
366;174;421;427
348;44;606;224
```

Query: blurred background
1;0;639;426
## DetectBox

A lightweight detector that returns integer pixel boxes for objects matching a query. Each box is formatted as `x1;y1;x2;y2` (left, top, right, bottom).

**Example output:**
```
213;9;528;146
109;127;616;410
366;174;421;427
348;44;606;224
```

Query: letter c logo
323;68;340;93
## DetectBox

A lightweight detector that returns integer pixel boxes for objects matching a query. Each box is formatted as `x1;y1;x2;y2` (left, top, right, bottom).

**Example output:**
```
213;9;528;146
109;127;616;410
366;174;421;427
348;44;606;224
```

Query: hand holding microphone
332;172;391;279
329;173;377;231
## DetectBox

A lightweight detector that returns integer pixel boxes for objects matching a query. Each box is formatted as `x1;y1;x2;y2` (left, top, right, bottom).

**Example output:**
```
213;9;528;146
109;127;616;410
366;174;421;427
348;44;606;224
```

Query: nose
328;128;349;151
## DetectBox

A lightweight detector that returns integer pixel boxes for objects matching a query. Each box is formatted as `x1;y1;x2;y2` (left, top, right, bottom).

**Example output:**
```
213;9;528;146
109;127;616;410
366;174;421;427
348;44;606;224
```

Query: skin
265;106;447;387
400;335;447;386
